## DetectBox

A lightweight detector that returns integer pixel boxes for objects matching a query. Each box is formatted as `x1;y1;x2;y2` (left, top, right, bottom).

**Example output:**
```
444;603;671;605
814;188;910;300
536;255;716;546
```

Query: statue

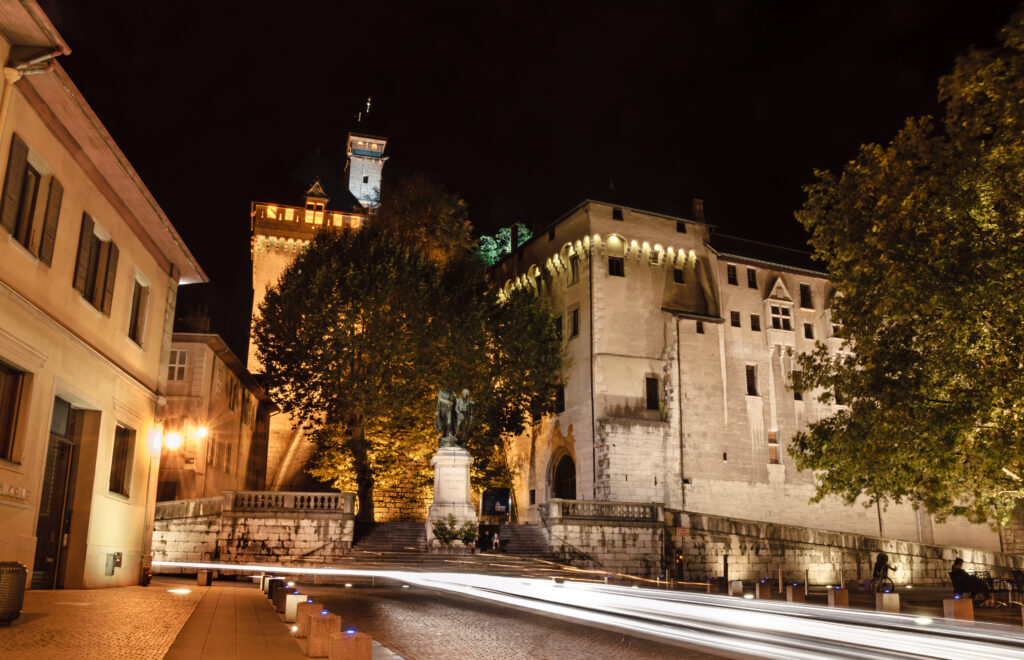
436;386;473;449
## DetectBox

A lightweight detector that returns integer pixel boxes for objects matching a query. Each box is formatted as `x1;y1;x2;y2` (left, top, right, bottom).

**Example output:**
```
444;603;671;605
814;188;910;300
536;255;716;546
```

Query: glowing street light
164;432;183;450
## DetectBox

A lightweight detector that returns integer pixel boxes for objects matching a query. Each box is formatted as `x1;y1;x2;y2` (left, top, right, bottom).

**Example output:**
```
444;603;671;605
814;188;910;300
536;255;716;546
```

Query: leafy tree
477;222;532;265
253;177;562;521
792;11;1024;525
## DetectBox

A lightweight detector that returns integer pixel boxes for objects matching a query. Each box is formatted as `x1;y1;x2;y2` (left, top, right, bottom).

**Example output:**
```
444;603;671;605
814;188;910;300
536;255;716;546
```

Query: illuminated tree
792;11;1024;524
477;222;532;265
253;177;561;521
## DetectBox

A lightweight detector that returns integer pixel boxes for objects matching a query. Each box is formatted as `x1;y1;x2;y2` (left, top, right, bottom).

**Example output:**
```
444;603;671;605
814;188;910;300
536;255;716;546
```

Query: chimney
691;198;705;223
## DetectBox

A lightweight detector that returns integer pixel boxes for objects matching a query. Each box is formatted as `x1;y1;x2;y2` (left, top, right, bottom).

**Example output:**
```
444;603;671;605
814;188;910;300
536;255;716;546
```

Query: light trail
154;560;1024;660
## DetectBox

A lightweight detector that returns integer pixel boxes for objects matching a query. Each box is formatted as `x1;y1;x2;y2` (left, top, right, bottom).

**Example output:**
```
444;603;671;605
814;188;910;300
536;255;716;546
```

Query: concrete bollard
786;585;805;603
943;597;974;623
755;580;772;599
275;586;295;613
827;587;849;608
268;578;285;600
285;592;308;622
253;572;264;585
307;611;343;658
197;570;211;587
875;592;900;613
728;580;744;597
329;630;372;660
261;574;274;594
295;600;324;638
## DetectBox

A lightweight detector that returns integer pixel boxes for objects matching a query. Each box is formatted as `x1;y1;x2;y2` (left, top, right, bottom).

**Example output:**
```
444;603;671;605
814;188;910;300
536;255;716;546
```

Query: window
727;264;737;285
645;377;659;411
127;280;149;345
608;256;624;277
803;322;814;339
73;214;119;314
224;442;233;475
676;221;686;233
568;306;580;338
109;425;135;496
362;175;369;184
745;365;758;396
696;320;704;334
834;389;846;406
730;311;741;327
568;254;580;285
770;305;792;330
555;385;565;414
792;370;803;401
168;349;187;381
0;361;25;461
612;207;623;220
554;314;563;341
673;268;684;284
750;314;761;331
799;283;813;309
0;135;63;265
529;489;536;505
768;431;780;464
747;268;757;289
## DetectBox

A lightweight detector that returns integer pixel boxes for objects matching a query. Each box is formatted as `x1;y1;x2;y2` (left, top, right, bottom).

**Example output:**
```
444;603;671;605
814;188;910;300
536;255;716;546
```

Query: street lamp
164;432;183;450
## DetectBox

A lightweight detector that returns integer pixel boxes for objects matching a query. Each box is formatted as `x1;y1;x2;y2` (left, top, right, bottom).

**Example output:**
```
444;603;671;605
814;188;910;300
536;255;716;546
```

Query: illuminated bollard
295;600;324;638
943;597;974;623
197;570;211;586
827;587;849;608
786;584;805;603
728;580;744;597
329;630;372;660
755;580;772;599
285;592;308;622
261;574;274;594
274;586;294;613
307;611;342;657
253;572;264;585
875;592;900;613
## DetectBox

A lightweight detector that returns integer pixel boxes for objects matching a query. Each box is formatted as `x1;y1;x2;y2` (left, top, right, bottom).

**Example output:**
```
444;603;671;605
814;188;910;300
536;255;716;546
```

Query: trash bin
0;562;27;626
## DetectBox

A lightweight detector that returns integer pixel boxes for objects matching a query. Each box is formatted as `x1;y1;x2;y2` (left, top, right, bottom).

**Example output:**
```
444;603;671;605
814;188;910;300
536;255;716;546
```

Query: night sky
37;0;1021;356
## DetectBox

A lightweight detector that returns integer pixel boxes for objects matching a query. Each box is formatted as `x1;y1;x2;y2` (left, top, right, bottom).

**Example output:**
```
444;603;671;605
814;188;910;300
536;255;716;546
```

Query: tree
792;11;1024;525
253;176;562;521
477;222;533;265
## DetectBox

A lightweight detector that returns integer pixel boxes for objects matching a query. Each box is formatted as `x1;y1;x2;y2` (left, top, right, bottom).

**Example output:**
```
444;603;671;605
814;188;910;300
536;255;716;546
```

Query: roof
172;332;276;405
2;1;206;284
709;234;827;276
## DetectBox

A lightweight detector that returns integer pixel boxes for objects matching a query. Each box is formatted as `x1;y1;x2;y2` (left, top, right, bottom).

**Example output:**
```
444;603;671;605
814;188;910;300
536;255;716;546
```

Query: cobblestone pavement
307;582;722;660
0;577;204;660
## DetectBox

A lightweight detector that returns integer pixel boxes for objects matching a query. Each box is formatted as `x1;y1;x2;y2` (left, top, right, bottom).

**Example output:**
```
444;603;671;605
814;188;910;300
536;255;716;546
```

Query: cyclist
871;553;897;592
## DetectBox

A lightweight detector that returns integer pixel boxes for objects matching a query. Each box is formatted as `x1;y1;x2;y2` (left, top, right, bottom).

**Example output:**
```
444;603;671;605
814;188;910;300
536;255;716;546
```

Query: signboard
482;488;511;517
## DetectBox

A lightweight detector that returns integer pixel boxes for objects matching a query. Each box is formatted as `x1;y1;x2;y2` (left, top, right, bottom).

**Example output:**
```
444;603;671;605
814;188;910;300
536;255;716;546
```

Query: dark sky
38;0;1021;355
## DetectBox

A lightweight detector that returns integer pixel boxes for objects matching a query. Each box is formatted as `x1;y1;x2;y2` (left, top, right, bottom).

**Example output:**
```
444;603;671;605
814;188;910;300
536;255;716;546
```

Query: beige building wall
498;200;999;552
0;2;204;588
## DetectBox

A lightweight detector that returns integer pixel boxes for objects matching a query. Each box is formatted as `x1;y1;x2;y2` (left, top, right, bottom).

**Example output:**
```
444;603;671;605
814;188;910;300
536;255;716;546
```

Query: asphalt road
307;581;722;660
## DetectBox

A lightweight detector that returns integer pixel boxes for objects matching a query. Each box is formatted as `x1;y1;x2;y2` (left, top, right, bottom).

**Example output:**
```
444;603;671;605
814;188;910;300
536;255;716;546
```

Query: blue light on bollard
320;609;328;616
346;629;356;635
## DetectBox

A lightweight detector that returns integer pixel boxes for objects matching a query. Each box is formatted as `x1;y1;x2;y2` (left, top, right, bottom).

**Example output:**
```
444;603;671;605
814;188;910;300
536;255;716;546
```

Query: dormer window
770;304;792;330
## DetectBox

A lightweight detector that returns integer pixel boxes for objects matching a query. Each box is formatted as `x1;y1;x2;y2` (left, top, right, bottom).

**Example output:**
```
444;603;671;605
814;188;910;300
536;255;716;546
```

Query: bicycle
869;576;895;593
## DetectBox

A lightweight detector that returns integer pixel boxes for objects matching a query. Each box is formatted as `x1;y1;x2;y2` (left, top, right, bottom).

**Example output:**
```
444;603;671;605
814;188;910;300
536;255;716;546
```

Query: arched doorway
553;454;576;500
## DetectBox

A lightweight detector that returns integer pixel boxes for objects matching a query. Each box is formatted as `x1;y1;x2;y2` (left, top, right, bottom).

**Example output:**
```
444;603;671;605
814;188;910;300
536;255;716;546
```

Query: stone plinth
295;600;323;637
875;592;900;613
329;630;372;660
285;592;307;622
306;612;342;658
755;581;771;599
827;587;849;608
197;570;211;586
728;580;744;597
425;446;477;546
785;585;805;603
943;597;974;622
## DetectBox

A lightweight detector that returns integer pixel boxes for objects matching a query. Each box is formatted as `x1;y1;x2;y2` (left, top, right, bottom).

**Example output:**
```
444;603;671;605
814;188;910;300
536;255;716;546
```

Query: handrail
538;503;606;570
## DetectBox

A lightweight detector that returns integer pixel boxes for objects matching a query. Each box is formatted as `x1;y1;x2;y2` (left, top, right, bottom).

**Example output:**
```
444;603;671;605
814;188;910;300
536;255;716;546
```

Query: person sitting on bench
950;557;994;606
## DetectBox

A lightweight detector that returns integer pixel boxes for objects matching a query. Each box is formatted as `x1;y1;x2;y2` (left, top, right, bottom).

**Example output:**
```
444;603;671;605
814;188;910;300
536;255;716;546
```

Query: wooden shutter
38;177;63;266
72;214;94;294
0;134;28;235
101;241;118;315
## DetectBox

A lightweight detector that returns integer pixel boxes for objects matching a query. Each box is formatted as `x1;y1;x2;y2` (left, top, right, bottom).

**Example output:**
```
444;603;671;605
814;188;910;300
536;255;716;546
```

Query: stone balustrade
224;490;355;515
544;498;664;523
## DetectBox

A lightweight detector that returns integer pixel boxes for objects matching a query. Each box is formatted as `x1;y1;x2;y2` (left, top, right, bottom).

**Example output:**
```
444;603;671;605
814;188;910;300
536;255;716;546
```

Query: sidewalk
0;576;402;660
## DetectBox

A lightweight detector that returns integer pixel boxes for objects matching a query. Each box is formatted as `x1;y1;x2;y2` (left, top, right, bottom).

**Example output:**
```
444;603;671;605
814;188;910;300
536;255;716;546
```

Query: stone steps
353;522;427;552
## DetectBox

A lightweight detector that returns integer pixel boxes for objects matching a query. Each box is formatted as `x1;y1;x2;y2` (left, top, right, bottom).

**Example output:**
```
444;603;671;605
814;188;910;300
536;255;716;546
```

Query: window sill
6;234;40;265
77;295;104;318
106;490;132;503
0;457;25;474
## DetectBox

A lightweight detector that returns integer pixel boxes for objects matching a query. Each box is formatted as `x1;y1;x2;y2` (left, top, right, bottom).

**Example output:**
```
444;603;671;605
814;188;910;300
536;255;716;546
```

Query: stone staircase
497;523;550;556
352;522;426;552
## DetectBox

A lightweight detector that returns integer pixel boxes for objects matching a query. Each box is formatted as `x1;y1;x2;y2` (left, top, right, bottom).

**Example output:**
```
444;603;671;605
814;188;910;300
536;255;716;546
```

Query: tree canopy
792;11;1024;525
477;222;533;265
252;176;562;521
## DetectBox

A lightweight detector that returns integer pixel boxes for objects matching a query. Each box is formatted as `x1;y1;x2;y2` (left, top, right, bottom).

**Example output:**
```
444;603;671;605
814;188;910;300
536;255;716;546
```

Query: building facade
494;200;999;552
157;333;274;502
0;2;205;588
248;130;386;490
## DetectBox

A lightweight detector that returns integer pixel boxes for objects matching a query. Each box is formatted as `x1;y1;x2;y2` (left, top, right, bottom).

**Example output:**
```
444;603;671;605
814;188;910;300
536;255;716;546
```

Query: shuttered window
109;425;135;497
0;134;63;265
73;214;118;313
128;280;149;345
0;361;25;461
746;365;758;396
645;377;659;411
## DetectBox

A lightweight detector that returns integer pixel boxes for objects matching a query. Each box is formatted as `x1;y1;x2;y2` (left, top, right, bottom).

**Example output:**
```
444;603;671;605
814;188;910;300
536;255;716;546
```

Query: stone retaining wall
373;484;429;522
672;511;1024;586
547;520;664;577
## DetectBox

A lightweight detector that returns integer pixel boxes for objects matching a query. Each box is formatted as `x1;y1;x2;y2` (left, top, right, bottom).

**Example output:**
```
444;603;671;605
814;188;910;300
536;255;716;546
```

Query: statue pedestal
425;446;477;547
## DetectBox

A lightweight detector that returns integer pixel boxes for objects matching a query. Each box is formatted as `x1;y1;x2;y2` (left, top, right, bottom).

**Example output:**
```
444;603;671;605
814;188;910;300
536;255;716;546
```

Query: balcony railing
544;498;663;523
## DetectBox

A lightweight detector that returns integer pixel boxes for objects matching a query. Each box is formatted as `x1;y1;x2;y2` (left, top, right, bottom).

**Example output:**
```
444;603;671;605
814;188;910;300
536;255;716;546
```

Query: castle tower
346;131;388;207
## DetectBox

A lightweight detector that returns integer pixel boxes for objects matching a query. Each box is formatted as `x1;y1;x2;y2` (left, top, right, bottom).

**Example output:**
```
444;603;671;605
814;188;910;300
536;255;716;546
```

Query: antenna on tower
365;96;372;115
355;97;373;124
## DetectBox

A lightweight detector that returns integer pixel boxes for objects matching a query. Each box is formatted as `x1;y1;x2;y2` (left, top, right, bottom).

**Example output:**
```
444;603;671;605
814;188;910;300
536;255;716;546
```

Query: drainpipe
588;221;597;500
676;315;685;511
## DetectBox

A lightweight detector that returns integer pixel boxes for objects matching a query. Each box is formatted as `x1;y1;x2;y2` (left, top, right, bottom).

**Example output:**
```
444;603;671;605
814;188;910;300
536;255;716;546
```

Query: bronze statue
455;388;474;446
436;387;455;441
437;386;473;449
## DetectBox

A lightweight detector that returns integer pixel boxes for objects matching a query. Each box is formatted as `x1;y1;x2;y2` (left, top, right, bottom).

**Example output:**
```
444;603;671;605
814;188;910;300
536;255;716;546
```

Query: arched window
553;454;576;500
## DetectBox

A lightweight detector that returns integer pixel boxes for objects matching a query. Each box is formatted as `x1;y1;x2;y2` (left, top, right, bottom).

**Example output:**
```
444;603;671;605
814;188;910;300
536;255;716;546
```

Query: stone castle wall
548;519;664;577
671;511;1024;587
371;484;430;522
